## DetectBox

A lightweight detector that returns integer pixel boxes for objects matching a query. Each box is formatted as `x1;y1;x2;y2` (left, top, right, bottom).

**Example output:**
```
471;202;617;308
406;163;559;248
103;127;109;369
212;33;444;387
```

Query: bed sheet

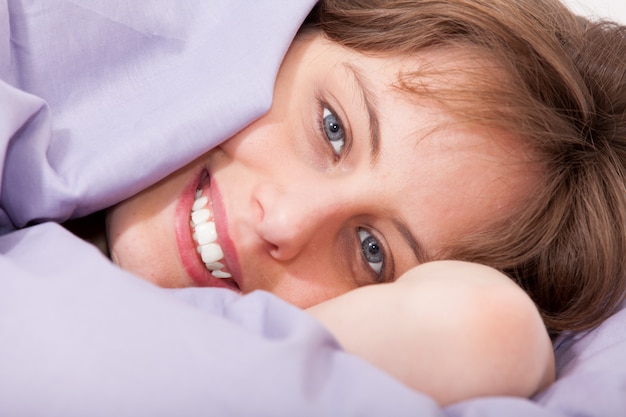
1;1;625;416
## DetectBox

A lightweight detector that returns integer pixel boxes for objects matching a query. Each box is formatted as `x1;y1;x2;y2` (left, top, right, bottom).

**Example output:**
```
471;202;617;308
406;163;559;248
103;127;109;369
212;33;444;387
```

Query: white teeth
212;270;232;279
191;208;211;226
190;190;231;279
192;196;209;211
200;243;224;264
194;222;217;245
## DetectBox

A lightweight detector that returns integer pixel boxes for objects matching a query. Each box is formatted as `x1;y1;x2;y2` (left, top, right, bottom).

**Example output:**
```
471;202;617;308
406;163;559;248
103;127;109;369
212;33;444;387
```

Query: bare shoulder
308;260;555;405
394;261;556;402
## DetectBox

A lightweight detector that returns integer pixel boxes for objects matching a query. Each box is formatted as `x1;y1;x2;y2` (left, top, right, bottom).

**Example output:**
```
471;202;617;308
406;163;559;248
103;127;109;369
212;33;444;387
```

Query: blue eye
358;228;384;277
322;106;346;156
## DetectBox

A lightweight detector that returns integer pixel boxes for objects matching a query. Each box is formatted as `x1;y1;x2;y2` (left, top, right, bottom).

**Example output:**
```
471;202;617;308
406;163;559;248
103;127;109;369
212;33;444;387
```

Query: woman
90;0;623;403
104;0;626;336
2;0;625;414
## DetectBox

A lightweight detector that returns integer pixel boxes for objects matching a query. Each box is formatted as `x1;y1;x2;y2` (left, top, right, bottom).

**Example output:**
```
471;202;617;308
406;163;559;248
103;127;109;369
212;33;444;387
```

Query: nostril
253;209;285;259
255;216;296;261
268;244;281;260
268;244;295;261
257;222;286;260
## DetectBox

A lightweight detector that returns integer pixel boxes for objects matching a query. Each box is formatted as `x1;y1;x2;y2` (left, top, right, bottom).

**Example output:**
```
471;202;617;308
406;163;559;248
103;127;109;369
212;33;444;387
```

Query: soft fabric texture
1;1;625;415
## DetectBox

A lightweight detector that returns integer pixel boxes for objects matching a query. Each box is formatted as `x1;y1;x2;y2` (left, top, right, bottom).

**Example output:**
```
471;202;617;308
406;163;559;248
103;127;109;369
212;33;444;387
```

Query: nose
253;180;350;261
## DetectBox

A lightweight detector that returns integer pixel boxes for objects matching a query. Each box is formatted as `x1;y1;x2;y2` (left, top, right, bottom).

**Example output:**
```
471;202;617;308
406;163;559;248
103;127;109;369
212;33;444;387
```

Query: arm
307;260;555;405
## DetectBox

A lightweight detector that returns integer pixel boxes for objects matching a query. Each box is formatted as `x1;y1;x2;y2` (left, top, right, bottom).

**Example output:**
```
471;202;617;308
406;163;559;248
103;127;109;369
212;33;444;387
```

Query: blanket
1;1;625;416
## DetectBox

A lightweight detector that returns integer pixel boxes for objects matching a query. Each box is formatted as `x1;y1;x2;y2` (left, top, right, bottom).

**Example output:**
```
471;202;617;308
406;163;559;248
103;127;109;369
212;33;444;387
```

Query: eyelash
357;227;387;283
316;100;349;161
315;100;388;283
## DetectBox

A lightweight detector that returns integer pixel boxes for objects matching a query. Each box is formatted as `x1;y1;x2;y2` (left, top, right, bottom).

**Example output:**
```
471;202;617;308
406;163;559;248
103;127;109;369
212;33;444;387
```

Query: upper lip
201;169;243;291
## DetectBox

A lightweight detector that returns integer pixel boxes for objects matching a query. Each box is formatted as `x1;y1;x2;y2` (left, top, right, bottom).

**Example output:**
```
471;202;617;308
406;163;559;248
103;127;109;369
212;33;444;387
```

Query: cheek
105;196;183;287
265;265;357;309
222;120;291;166
103;171;189;281
105;198;152;270
220;91;309;174
105;199;138;259
105;215;139;280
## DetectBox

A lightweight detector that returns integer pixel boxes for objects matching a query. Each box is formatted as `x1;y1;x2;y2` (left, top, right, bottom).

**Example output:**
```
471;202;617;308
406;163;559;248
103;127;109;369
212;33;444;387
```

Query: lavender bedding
1;1;625;415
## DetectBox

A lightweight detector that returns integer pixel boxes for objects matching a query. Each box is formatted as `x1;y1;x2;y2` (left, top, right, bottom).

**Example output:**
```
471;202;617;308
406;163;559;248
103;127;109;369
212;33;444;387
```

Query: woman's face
107;32;537;308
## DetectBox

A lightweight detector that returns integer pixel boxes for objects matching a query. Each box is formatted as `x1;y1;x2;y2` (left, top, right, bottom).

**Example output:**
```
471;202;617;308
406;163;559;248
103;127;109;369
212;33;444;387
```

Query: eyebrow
342;62;381;164
393;219;430;266
342;63;428;272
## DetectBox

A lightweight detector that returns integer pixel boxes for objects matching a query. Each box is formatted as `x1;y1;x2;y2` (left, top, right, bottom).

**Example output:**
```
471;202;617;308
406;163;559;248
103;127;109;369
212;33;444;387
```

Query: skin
105;32;554;402
307;261;555;405
107;32;539;308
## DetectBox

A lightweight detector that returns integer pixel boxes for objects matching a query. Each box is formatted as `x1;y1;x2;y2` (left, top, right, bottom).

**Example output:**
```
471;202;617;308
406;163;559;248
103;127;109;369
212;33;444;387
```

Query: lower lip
174;169;236;290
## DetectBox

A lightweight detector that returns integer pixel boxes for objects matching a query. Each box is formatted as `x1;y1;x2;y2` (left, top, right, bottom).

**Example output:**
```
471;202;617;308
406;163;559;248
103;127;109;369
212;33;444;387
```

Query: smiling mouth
190;189;232;279
188;168;239;288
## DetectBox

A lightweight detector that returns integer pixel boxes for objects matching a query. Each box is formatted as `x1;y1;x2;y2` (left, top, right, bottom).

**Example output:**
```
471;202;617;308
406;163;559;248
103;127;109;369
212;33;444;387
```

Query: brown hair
306;0;626;336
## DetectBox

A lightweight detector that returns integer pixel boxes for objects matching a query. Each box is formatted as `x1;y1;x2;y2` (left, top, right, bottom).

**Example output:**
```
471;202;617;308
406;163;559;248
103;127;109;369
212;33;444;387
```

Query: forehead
383;110;536;256
312;36;538;254
289;34;540;269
